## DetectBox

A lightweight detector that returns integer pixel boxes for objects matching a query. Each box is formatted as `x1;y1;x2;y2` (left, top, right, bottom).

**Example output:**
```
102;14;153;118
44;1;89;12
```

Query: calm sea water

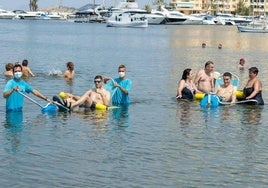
0;19;268;187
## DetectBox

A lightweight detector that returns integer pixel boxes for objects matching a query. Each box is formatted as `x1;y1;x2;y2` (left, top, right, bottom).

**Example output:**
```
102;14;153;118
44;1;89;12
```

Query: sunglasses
94;80;102;83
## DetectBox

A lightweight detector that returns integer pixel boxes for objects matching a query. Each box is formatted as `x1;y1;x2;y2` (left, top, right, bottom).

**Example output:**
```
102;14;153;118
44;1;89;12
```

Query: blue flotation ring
200;94;219;108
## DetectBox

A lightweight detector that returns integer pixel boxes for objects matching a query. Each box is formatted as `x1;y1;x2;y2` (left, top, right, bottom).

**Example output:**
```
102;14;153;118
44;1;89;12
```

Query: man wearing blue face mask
104;65;132;105
3;64;51;112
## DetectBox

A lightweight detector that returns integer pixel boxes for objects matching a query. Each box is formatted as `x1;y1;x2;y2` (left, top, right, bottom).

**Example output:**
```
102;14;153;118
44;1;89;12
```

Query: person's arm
210;75;215;92
3;86;19;98
103;77;110;84
28;68;35;77
32;89;51;103
62;70;68;78
194;70;202;86
71;90;92;108
215;86;220;96
114;81;129;95
246;80;261;99
176;80;185;98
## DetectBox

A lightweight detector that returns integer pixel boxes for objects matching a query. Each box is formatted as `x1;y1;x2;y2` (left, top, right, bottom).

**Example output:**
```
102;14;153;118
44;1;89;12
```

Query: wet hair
181;68;191;80
66;62;74;71
22;59;28;66
5;63;13;71
118;64;126;70
205;61;214;68
94;75;103;80
248;67;259;75
239;58;245;64
223;72;232;78
13;64;23;73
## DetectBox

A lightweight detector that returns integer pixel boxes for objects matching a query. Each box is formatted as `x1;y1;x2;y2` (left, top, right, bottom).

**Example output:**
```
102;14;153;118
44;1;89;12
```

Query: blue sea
0;19;268;187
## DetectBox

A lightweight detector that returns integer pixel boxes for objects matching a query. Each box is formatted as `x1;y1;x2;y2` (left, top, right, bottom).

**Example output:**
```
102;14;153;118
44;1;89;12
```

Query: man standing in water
104;65;132;105
194;61;215;93
3;64;50;112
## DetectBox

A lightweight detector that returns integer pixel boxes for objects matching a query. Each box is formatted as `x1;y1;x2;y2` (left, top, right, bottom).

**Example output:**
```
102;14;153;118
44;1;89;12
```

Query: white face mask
14;72;22;79
118;71;125;78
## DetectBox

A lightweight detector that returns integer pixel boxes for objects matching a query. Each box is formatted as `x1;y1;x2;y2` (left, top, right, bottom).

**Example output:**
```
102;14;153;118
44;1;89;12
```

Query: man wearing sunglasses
67;75;110;110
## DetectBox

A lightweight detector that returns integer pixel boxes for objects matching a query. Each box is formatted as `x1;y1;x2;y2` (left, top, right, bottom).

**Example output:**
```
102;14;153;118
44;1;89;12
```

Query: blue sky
0;0;154;11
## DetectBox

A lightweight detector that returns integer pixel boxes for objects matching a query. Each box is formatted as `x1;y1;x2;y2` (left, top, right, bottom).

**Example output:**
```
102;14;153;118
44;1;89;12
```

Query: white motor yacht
110;1;166;24
152;6;203;25
191;13;216;25
13;10;51;20
213;13;251;25
0;8;16;19
107;12;148;28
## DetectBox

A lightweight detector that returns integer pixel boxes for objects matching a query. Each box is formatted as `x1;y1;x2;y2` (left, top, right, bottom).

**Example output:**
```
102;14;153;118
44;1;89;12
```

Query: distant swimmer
218;43;222;49
238;58;245;70
22;59;35;77
62;61;75;81
194;61;215;93
202;43;206;48
4;63;14;78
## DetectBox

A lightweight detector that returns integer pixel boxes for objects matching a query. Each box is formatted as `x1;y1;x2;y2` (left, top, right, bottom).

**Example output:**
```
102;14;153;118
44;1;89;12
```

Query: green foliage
236;0;250;15
144;5;151;12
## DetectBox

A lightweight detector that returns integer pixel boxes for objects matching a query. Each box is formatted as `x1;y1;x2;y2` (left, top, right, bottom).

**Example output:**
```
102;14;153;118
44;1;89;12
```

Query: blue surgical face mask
14;72;22;79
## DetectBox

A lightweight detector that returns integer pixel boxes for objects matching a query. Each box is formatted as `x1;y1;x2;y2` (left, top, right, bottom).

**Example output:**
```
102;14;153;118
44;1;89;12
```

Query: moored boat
0;8;16;19
237;24;268;33
106;12;148;28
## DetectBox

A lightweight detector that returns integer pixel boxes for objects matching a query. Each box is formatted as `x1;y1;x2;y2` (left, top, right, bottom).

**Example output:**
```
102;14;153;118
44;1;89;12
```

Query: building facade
169;0;268;15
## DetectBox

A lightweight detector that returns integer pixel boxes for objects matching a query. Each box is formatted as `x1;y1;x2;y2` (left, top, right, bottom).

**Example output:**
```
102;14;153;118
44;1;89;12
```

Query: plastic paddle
16;90;57;113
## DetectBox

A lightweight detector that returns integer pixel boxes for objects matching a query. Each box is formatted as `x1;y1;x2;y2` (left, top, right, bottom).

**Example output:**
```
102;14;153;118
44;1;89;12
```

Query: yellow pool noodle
95;103;107;110
59;92;67;99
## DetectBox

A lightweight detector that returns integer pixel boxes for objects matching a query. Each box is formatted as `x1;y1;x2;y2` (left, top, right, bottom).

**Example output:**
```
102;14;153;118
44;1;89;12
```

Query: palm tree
29;0;38;11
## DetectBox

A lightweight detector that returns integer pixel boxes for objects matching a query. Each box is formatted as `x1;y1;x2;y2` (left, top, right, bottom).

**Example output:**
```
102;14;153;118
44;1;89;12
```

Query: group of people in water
4;59;35;79
3;61;132;112
176;60;264;105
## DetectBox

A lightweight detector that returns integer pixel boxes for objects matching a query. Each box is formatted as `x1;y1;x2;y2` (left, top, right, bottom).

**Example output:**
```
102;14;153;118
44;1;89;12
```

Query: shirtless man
62;61;75;81
194;61;215;93
215;72;236;104
4;63;14;78
68;75;110;110
22;59;35;77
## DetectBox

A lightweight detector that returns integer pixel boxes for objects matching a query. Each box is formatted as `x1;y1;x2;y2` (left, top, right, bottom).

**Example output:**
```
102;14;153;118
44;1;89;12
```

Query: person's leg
71;90;93;108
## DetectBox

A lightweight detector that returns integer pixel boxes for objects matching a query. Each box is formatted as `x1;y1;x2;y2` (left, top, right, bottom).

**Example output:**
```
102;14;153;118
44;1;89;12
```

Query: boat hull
237;25;268;33
107;20;148;28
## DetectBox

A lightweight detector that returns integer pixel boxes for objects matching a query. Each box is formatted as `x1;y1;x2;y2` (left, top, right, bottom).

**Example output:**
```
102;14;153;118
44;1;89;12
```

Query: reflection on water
3;112;24;154
5;112;23;128
111;106;129;127
240;105;263;125
176;100;192;126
